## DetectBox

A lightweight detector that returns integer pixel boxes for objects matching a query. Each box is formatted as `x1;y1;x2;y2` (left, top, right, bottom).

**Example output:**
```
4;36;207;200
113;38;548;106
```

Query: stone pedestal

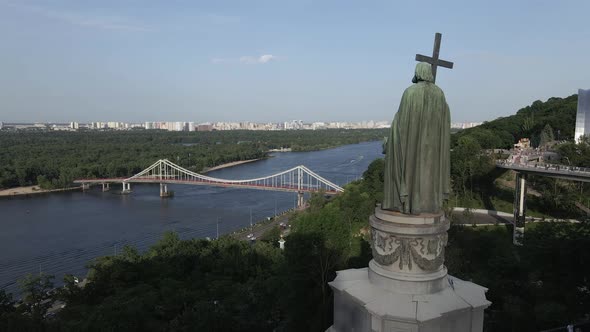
327;207;490;332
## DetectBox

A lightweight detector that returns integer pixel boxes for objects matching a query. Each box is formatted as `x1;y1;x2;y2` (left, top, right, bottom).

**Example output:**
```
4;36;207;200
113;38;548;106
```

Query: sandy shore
201;158;262;173
0;185;80;197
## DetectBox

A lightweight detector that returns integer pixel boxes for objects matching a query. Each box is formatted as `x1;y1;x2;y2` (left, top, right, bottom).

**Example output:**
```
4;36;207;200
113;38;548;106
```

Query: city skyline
1;1;589;123
0;119;482;131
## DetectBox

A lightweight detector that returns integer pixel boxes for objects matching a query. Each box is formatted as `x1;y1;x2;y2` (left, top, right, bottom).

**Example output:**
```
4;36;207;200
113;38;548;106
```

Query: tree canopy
453;94;578;149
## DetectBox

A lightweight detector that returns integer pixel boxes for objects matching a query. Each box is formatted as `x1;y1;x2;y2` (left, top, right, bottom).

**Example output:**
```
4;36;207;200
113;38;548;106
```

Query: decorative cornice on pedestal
370;213;449;236
368;260;448;295
374;206;445;225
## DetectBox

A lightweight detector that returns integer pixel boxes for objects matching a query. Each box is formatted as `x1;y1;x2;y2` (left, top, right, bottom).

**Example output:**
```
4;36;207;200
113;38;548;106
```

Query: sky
0;0;589;123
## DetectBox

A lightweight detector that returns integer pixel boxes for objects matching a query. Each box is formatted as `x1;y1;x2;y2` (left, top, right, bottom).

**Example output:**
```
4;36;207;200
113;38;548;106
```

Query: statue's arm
382;137;388;154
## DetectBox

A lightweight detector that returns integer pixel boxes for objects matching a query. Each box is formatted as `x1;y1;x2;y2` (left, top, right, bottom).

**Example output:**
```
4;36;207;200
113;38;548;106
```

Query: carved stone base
327;268;491;332
369;207;450;294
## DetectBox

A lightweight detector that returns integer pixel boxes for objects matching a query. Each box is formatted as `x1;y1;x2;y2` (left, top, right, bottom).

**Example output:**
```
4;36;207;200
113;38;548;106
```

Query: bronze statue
382;62;450;214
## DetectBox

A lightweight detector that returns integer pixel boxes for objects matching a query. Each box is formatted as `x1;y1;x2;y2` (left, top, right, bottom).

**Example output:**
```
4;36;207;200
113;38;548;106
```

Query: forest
452;94;579;150
0;128;387;189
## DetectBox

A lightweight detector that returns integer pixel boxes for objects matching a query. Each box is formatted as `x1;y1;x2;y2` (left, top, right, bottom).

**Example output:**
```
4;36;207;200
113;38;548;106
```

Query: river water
0;141;382;294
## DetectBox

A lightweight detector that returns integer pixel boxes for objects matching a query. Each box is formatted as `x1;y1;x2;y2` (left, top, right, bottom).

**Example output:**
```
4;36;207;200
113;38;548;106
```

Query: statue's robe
382;63;450;214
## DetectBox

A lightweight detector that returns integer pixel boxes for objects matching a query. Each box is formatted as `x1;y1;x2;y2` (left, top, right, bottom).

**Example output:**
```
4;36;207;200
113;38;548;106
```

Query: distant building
284;120;304;130
173;122;185;131
312;122;326;130
197;124;213;132
51;123;73;131
107;122;121;129
451;122;483;129
575;89;590;143
514;138;531;150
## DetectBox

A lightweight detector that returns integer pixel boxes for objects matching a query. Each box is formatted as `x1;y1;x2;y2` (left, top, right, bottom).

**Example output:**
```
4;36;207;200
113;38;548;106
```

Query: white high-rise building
174;122;185;131
575;89;590;143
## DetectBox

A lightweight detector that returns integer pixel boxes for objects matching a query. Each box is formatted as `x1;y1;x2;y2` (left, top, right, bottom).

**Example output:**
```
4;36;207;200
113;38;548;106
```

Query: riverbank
201;158;262;173
0;185;81;197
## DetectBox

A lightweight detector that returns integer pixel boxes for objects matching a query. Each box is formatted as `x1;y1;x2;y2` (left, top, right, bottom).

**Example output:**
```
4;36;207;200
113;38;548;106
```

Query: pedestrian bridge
495;159;590;245
496;160;590;182
74;159;344;207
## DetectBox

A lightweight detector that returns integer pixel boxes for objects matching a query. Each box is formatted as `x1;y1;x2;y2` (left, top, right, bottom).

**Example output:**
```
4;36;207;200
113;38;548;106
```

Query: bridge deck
496;162;590;182
74;159;344;195
73;178;340;194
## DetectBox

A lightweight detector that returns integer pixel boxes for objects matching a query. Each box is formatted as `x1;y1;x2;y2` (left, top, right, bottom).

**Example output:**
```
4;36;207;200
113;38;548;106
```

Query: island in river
0;128;387;191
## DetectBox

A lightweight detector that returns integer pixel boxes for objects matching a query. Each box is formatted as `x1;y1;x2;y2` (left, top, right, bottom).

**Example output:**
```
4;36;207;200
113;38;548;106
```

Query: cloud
212;54;277;65
258;54;275;63
4;2;151;32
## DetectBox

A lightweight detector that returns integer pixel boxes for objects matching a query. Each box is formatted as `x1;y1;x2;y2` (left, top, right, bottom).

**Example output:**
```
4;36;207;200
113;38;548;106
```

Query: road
232;210;296;241
451;210;512;225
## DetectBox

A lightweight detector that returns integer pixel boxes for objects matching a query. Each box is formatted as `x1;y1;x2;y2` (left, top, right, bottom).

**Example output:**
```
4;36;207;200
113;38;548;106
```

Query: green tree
36;175;52;189
0;290;15;315
539;124;555;147
19;273;55;319
259;225;281;244
451;136;483;195
308;190;328;213
360;158;384;203
283;232;342;331
558;140;590;167
55;274;82;304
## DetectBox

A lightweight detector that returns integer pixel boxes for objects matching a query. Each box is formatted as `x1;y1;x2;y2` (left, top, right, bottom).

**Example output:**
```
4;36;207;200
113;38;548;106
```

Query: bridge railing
496;160;590;174
74;159;345;193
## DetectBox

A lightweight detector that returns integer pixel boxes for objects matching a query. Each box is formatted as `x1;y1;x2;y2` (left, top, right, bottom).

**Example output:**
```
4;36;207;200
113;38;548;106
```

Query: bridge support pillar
121;182;131;194
513;172;527;245
81;183;90;191
297;191;305;209
160;183;173;197
102;183;110;192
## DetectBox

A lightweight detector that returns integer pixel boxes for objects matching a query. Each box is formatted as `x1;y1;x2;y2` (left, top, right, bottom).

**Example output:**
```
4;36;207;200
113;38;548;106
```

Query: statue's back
382;63;451;215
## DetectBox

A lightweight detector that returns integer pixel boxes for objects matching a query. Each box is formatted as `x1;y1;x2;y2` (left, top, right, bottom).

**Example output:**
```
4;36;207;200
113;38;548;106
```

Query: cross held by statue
415;32;454;83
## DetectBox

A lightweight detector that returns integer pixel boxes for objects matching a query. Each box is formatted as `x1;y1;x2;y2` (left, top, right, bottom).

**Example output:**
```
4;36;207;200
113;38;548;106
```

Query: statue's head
411;62;434;84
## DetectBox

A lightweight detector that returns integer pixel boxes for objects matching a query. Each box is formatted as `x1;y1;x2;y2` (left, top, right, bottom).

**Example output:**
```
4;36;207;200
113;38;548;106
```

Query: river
0;141;382;294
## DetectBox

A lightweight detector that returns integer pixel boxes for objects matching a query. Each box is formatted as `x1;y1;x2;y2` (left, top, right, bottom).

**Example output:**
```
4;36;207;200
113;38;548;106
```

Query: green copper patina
382;62;450;214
